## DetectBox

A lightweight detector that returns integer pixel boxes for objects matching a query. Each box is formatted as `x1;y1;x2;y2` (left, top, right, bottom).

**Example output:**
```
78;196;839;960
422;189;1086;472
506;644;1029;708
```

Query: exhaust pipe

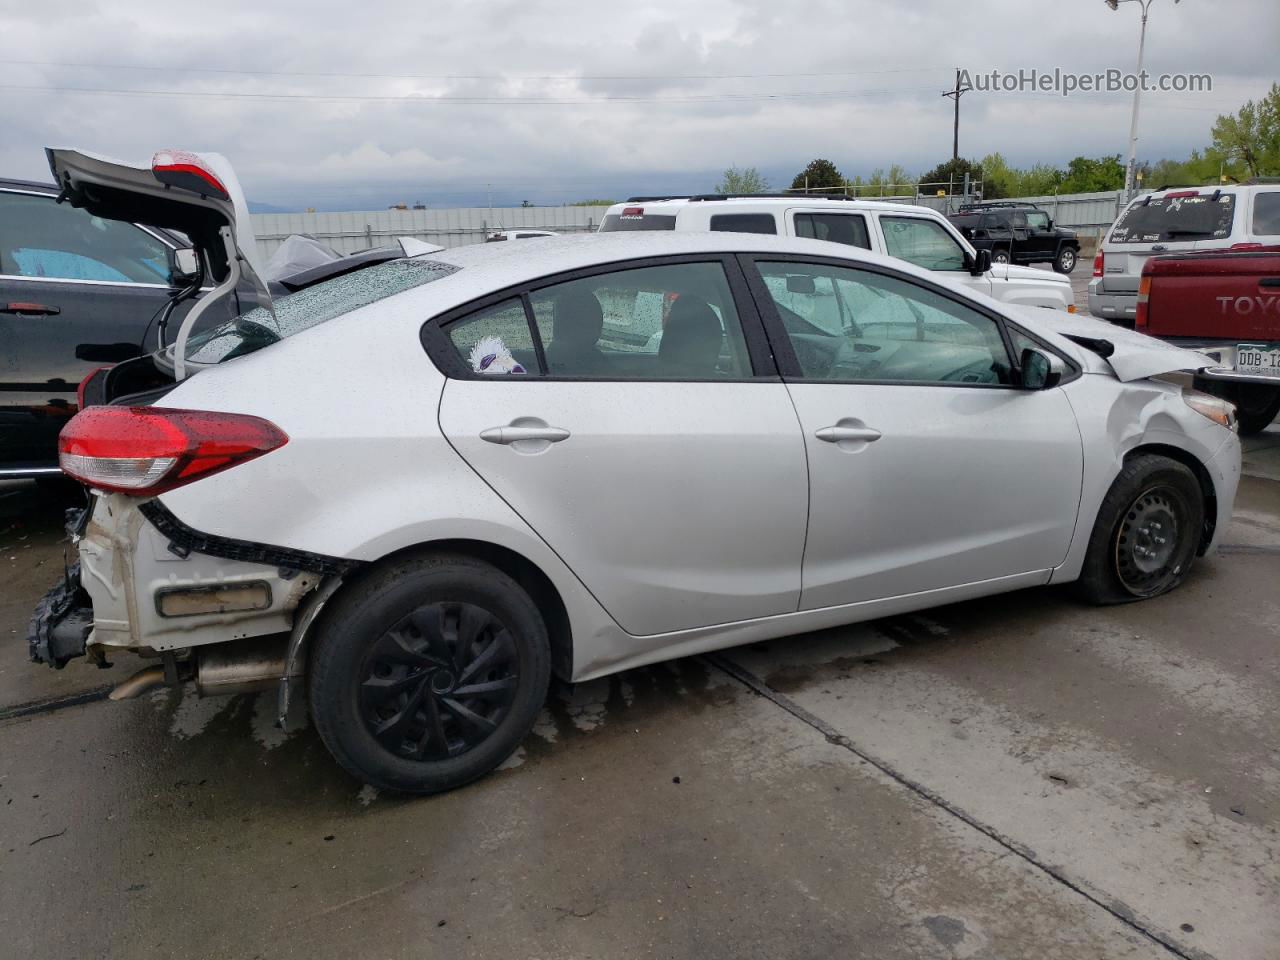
195;635;300;697
109;666;167;701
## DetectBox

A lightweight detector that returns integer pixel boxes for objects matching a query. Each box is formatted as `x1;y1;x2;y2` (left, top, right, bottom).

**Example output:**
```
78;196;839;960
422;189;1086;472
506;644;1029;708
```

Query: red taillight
620;206;644;219
76;365;112;410
1164;190;1199;199
151;149;230;201
58;407;287;495
1135;274;1151;331
1092;250;1104;277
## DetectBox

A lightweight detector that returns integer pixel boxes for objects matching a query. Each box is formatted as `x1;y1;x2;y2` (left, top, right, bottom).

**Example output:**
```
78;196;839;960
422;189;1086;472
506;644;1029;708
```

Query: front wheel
1074;454;1204;605
309;552;551;794
1053;246;1077;274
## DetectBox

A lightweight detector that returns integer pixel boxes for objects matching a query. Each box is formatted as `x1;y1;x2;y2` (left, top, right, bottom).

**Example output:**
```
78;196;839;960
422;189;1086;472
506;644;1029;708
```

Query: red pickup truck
1137;249;1280;434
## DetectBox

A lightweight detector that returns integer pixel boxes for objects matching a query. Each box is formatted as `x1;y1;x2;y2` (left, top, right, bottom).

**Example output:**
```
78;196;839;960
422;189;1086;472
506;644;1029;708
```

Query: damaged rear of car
26;149;388;710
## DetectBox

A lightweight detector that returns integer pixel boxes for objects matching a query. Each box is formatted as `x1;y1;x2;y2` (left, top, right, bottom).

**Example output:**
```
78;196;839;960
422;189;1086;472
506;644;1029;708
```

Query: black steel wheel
1111;484;1192;597
310;552;551;794
1075;454;1204;605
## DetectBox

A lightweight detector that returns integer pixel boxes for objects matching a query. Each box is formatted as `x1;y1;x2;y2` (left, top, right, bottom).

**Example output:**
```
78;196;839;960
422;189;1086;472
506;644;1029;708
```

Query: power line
3;59;951;82
0;83;938;105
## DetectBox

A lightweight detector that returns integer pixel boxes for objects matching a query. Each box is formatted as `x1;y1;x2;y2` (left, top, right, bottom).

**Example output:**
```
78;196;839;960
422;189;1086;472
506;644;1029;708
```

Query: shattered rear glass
184;259;460;365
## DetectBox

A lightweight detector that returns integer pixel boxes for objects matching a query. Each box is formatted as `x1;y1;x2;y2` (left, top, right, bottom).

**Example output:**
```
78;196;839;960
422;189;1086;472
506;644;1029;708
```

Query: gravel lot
1;424;1277;960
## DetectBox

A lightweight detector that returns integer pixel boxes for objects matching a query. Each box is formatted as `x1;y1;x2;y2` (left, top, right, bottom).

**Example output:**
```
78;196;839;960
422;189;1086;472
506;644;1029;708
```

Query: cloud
0;0;1274;208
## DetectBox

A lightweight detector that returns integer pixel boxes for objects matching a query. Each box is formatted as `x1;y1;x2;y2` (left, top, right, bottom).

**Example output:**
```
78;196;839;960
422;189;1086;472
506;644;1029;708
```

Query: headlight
1182;389;1237;431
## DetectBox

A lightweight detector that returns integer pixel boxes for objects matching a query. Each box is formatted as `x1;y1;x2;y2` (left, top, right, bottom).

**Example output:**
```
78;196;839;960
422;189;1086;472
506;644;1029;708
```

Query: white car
33;150;1240;795
600;195;1077;312
1089;182;1280;324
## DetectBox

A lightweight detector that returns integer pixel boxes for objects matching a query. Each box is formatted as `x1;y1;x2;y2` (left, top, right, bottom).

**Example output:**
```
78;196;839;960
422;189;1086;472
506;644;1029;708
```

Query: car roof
607;196;935;215
412;230;953;308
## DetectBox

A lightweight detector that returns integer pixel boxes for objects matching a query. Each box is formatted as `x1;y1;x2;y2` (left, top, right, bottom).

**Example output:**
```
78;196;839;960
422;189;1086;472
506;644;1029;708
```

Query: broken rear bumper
27;561;94;669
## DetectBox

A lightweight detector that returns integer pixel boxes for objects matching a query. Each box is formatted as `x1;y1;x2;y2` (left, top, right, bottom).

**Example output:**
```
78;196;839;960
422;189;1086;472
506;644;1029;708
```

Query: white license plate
1236;343;1280;379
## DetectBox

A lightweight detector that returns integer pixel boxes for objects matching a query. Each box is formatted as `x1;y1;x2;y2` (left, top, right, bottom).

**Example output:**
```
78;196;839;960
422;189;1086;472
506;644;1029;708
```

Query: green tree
1211;83;1280;178
1056;155;1125;193
790;158;845;193
918;157;982;195
714;166;770;194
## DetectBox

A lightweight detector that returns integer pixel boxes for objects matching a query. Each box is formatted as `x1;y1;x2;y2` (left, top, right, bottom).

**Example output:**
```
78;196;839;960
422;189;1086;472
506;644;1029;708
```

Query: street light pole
1106;0;1179;197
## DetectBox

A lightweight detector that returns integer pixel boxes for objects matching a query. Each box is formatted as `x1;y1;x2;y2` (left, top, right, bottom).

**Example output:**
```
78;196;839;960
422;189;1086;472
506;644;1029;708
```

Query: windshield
181;258;460;365
1110;193;1236;244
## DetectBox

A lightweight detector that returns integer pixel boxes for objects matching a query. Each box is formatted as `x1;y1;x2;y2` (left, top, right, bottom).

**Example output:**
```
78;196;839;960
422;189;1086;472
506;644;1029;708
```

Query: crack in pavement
705;651;1215;960
0;685;111;723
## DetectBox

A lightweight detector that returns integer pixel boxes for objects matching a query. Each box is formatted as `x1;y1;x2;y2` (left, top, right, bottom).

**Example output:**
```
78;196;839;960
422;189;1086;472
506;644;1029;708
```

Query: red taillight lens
58;407;287;495
1135;274;1151;330
151;149;230;201
1092;250;1104;277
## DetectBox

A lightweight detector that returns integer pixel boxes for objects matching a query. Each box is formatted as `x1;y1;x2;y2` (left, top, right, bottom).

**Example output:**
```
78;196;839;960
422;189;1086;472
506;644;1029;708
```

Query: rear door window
0;190;171;283
1109;193;1236;244
447;299;538;375
709;213;777;235
529;261;753;379
793;213;871;249
879;216;967;271
1253;192;1280;236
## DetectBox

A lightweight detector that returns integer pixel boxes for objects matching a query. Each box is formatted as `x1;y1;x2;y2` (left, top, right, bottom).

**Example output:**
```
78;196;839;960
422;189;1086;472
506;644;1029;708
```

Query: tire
1074;454;1205;605
1233;385;1280;436
992;249;1010;264
309;552;551;794
1193;378;1280;436
1053;246;1077;274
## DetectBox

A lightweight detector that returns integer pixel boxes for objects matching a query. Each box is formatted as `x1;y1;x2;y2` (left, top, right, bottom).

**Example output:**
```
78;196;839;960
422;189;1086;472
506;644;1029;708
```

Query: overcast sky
2;0;1275;210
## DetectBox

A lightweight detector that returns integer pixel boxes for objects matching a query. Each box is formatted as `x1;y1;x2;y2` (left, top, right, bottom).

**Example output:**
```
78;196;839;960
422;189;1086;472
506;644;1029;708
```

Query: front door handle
816;424;882;444
2;302;61;316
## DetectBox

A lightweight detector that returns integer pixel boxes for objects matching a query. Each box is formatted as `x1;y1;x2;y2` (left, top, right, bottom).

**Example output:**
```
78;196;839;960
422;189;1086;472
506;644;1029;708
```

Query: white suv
1089;182;1280;325
600;195;1076;313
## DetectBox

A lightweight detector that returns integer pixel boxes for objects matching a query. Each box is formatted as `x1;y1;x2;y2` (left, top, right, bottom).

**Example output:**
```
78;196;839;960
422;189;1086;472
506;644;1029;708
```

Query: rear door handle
2;302;61;316
480;424;570;445
816;424;882;444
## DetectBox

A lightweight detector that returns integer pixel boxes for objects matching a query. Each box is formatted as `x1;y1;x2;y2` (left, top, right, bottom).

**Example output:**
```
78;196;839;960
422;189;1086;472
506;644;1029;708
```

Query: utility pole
1106;0;1179;197
942;68;970;162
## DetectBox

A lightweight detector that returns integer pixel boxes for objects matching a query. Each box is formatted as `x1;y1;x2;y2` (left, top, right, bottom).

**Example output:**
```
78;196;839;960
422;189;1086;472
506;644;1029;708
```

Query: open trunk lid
46;148;272;378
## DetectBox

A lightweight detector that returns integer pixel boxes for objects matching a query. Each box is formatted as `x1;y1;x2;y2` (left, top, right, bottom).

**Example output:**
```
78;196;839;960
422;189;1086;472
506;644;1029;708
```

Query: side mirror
786;275;817;294
1021;347;1065;389
168;247;201;287
968;248;992;276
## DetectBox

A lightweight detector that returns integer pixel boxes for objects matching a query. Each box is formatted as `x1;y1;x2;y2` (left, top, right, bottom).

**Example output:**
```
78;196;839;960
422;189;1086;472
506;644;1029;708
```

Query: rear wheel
1053;246;1077;274
992;249;1011;264
1075;454;1204;604
309;552;551;794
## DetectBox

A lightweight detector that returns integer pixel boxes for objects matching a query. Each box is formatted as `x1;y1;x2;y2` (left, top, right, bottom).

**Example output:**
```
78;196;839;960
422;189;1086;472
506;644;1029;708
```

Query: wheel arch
341;538;575;681
1122;442;1218;555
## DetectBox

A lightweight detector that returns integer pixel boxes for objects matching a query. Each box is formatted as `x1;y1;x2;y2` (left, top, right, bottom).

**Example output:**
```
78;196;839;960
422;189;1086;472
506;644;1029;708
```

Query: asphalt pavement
1;427;1278;960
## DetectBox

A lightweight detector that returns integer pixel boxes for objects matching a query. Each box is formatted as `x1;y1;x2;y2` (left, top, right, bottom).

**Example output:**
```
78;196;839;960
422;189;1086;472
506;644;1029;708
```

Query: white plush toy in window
469;336;527;375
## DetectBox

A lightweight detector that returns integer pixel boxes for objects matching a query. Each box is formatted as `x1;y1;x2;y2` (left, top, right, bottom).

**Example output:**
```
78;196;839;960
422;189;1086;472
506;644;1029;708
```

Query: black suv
948;202;1080;274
